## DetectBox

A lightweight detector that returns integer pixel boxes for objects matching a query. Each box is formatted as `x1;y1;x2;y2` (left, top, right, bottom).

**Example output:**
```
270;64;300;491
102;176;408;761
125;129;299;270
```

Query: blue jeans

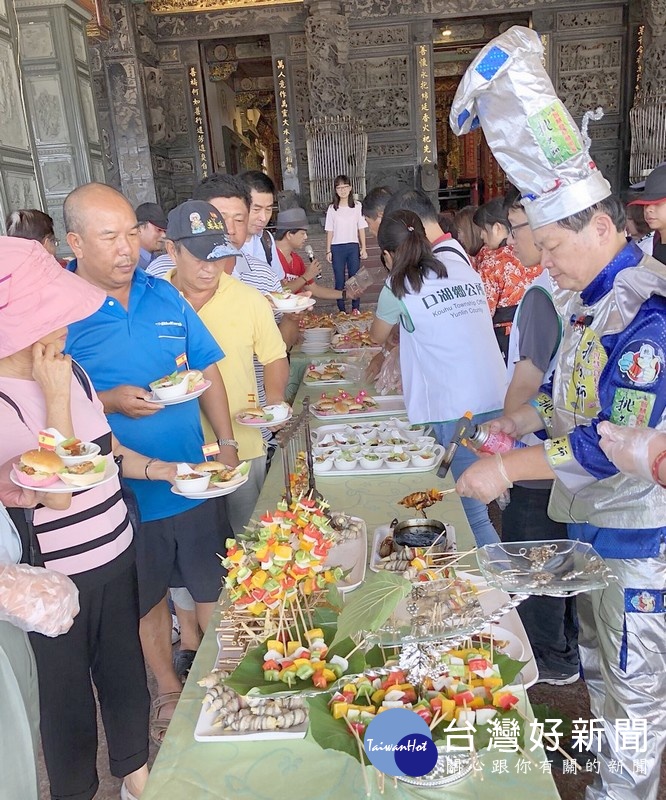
331;242;360;311
432;411;501;547
502;484;579;673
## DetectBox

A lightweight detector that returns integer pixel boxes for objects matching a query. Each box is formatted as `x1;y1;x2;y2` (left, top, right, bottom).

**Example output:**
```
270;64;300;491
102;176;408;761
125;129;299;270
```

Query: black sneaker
535;666;580;686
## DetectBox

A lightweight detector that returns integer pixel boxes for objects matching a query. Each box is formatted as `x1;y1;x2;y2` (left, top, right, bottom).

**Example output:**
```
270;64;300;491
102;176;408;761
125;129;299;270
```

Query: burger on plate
195;461;237;484
14;449;64;487
58;455;107;487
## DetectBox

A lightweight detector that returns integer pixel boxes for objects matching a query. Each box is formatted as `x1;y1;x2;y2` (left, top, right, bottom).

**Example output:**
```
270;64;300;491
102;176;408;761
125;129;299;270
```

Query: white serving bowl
271;294;310;310
174;472;211;493
385;454;410;470
55;441;101;466
334;455;358;471
151;377;189;400
359;452;384;470
411;450;438;468
314;455;334;472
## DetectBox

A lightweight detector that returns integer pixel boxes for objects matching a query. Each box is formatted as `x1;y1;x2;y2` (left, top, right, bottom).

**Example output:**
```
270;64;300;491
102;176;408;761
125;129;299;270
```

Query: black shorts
135;498;231;616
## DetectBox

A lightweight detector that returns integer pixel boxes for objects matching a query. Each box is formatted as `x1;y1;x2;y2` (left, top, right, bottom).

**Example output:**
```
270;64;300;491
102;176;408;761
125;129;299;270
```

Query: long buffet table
142;352;561;800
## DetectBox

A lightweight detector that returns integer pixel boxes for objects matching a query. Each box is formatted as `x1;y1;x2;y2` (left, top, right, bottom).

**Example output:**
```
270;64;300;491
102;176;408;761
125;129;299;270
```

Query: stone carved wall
556;37;623;115
155;6;305;41
349;55;410;131
542;3;628;189
304;11;350;117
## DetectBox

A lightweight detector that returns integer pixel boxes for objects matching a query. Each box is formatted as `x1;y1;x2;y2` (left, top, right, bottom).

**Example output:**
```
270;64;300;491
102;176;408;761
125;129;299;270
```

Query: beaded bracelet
650;449;666;488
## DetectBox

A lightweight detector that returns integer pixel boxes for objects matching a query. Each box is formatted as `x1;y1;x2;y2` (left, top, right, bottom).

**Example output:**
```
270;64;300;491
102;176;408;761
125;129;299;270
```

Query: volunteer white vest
397;244;506;424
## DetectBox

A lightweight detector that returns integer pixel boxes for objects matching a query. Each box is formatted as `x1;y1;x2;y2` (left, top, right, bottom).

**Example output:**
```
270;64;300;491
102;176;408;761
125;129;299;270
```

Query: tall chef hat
450;26;611;230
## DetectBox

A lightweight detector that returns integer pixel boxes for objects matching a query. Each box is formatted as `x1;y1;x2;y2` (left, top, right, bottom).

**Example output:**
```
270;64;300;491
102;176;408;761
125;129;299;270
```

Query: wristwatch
217;438;239;450
341;289;347;302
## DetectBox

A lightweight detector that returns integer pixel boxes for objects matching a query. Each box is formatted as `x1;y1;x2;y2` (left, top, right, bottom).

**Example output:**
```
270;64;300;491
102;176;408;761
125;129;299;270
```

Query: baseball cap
0;237;105;358
166;200;242;262
135;202;168;230
628;164;666;205
276;207;309;231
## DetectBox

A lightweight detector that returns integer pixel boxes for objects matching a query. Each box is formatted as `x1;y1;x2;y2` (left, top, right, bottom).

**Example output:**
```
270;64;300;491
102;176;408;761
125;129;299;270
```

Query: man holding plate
165;199;289;534
63;183;237;746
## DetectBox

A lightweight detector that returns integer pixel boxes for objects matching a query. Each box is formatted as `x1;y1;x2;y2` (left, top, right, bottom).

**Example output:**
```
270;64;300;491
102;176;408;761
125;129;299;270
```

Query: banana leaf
224;623;365;696
306;694;368;763
330;571;412;647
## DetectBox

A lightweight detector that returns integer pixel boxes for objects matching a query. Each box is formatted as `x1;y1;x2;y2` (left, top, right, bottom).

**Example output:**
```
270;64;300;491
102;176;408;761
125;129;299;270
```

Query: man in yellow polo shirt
165;199;289;534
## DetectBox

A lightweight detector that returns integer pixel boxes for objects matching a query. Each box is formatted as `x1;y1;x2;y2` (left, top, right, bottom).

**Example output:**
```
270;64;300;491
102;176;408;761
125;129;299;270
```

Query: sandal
173;649;197;682
150;691;182;747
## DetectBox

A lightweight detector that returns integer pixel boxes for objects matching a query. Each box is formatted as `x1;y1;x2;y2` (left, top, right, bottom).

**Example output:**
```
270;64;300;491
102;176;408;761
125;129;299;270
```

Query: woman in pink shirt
0;238;180;800
325;174;368;311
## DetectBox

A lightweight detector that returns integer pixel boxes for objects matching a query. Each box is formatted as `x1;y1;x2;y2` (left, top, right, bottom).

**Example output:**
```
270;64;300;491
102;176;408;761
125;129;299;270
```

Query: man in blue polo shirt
63;182;239;744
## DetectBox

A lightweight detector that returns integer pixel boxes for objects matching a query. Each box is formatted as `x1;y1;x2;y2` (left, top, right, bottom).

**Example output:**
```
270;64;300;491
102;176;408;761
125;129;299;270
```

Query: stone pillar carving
412;20;437;206
15;0;105;245
93;0;157;205
304;0;351;118
271;33;300;194
0;0;43;231
630;0;666;179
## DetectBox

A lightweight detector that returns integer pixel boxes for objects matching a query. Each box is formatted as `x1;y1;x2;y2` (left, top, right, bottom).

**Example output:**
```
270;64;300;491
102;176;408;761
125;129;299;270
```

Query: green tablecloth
142;363;560;800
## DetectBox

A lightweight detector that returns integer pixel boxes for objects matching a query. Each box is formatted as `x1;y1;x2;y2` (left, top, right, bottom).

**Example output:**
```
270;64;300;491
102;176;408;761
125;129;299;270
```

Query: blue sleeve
180;295;224;370
569;297;666;480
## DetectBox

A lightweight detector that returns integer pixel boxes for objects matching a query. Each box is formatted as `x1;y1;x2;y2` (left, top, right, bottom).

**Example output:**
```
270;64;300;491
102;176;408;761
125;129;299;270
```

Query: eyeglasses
337;185;351;190
508;221;530;237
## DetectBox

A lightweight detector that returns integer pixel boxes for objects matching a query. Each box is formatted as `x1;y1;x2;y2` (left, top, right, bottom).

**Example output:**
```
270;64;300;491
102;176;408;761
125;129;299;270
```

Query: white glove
598;421;666;484
0;563;79;637
456;453;513;504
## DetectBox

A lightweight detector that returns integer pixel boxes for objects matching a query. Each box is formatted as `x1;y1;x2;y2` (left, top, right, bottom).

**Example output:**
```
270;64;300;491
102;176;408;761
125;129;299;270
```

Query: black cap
166;200;242;262
628;164;666;205
135;202;168;229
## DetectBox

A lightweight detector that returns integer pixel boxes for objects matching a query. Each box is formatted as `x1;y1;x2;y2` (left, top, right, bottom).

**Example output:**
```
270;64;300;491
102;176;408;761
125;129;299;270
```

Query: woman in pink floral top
473;198;542;361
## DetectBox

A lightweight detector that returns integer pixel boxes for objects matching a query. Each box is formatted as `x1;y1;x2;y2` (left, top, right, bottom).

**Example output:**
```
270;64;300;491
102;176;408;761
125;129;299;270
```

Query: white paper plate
326;517;367;593
369;523;457;572
194;702;308;742
170;473;249;499
10;461;119;494
145;381;211;406
273;297;316;314
235;408;293;427
310;395;407;420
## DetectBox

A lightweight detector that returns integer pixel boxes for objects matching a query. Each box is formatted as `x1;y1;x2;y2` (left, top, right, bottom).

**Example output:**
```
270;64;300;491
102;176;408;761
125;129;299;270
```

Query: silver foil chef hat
449;26;611;229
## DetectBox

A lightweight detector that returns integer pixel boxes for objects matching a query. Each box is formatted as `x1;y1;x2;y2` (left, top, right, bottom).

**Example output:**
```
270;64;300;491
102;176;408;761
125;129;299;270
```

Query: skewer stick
375;768;385;794
429;709;442;731
343;717;371;797
513;707;581;772
344;636;368;661
423;528;447;558
294;592;310;641
517;745;541;768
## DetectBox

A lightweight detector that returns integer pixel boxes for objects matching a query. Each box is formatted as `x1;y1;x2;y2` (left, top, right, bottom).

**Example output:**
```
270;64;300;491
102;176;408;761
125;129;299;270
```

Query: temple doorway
201;36;282;186
432;14;530;210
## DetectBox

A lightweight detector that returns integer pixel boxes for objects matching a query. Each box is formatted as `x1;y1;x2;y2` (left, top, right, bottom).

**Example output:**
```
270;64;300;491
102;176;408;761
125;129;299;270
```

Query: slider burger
58;455;107;487
195;461;236;483
15;449;64;487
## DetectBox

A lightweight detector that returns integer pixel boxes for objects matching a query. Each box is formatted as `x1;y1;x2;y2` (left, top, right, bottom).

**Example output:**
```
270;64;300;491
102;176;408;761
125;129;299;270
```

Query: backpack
260;230;273;266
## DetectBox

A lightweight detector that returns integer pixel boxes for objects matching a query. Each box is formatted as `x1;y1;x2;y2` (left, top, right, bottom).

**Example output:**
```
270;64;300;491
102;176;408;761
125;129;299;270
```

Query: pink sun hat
0;237;106;358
